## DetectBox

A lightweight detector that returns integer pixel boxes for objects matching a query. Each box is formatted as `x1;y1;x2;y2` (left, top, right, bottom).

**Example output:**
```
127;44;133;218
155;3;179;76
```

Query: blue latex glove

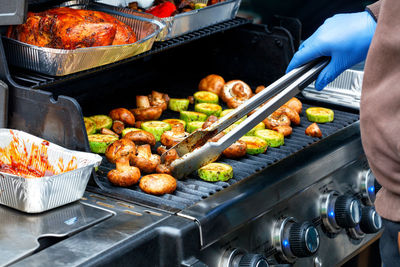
286;11;376;90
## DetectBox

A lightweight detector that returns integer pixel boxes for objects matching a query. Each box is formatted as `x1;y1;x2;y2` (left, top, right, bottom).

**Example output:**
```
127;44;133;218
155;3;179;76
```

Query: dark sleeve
366;1;381;21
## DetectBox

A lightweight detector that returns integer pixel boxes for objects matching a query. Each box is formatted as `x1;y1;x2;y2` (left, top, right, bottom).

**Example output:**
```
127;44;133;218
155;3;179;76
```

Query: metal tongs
162;58;329;179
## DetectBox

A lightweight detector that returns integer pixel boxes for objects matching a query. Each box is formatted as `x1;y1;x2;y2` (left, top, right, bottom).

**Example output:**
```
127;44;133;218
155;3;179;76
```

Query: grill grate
94;103;359;212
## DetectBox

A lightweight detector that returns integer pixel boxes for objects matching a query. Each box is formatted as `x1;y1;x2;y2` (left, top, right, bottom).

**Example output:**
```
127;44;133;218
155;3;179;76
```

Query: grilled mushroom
285;97;302;114
198;74;225;95
107;157;141;187
255;85;265;94
222;140;247;159
123;129;156;146
139;173;177;195
131;144;161;173
221;80;253;108
148;91;170;111
272;125;293;137
105;139;136;164
131;95;163;121
263;113;291;129
160;124;189;148
109;108;135;126
156;148;179;175
100;128;119;137
112;120;125;135
305;123;322;138
275;105;300;125
202;115;218;129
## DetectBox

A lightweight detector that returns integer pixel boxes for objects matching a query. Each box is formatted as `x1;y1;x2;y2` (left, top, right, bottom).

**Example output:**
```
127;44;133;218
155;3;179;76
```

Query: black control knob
359;206;382;233
334;195;362;228
289;222;320;257
238;254;269;267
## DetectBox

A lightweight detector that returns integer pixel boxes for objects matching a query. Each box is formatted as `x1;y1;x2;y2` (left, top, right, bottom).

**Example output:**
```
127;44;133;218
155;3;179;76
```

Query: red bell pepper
146;2;177;18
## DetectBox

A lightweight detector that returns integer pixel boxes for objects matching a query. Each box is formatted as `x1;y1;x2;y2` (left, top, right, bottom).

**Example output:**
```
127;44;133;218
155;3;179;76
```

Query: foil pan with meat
1;1;164;76
0;129;102;213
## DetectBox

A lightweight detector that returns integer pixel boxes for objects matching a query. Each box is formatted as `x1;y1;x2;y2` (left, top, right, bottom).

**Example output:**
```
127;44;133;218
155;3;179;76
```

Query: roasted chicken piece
305;123;322;138
131;144;161;173
7;7;136;49
107;157;141;187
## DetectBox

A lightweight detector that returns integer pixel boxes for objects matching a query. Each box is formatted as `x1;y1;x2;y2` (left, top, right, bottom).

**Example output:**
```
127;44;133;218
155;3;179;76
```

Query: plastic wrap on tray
1;1;164;76
0;129;102;213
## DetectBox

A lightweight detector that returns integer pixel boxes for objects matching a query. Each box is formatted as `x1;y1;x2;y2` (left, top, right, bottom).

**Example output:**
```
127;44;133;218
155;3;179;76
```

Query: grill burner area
95;103;359;212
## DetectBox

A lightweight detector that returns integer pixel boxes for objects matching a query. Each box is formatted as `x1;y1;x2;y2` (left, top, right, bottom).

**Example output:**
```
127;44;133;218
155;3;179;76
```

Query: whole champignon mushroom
107;157;141;187
123;129;156;146
105;139;136;164
139;173;177;195
109;108;135;126
160;124;189;148
148;91;170;111
131;95;163;121
221;80;253;108
222;140;247;159
198;74;225;95
131;144;161;173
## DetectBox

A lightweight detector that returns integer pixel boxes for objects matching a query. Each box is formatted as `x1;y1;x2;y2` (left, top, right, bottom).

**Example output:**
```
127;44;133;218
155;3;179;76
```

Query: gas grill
0;4;381;266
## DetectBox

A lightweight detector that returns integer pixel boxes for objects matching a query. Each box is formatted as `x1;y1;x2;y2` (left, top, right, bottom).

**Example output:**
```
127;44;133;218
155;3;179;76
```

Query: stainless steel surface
359;169;376;205
10;191;171;267
272;217;296;263
167;59;329;178
178;121;363;248
2;1;163;76
320;192;340;233
0;129;102;213
0;0;27;25
0;80;7;128
194;142;381;266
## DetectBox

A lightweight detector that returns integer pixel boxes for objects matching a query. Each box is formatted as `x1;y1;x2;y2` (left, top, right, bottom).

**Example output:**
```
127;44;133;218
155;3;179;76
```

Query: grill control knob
359;206;382;233
359;169;377;205
238;254;269;267
321;192;362;233
273;217;320;263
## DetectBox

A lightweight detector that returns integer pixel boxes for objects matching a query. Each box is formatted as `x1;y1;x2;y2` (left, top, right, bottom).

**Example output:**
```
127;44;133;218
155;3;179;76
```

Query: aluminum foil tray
103;0;242;41
0;129;102;213
2;1;164;76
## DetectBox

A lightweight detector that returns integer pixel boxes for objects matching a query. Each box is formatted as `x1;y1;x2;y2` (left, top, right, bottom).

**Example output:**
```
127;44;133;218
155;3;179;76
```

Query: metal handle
0;80;8;128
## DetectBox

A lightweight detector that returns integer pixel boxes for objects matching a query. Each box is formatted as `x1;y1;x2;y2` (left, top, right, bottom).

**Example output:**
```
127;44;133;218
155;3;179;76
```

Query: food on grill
112;120;125;134
198;74;225;95
222;140;247;159
84;117;97;135
202;115;219;129
168;98;190;112
131;144;161;173
156;148;179;174
134;121;143;128
146;1;177;18
239;136;268;155
221;80;253;108
219;109;233;117
105;138;136;163
7;7;136;49
107;157;141;187
100;128;119;137
148;91;169;111
188;95;195;104
272;125;293;137
245;122;265;136
193;91;219;104
89;115;113;131
255;85;265;94
88;134;119;154
263;113;291;129
163;119;186;129
141;121;171;142
109;108;136;126
198;163;233;182
139;174;177;195
255;129;284;147
123;129;156;146
194;103;222;117
161;124;189;148
208;132;225;143
132;95;163;121
157;145;168;155
275;105;300;125
305;123;322;138
306;107;334;123
180;111;207;123
187;121;205;133
285;97;302;114
121;127;141;137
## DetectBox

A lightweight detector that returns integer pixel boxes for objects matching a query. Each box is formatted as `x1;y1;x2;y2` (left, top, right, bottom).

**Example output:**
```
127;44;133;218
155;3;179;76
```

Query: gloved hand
286;11;376;90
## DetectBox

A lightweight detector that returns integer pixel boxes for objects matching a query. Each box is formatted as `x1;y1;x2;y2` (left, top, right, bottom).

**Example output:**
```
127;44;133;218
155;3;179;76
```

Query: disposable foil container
0;129;102;213
104;0;242;41
2;1;164;76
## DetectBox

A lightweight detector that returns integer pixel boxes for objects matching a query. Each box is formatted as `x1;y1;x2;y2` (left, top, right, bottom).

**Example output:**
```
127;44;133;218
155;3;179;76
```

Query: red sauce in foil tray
0;131;77;178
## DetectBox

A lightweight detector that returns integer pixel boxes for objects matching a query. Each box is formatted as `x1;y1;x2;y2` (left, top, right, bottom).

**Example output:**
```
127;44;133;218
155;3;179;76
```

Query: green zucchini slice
89;115;113;131
88;134;118;154
141;121;171;142
121;127;141;137
306;107;334;123
194;103;222;117
239;136;268;155
180;111;207;123
255;129;284;147
194;91;219;104
198;163;233;182
168;98;190;112
84;117;97;135
162;119;186;130
187;121;205;133
245;122;266;136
